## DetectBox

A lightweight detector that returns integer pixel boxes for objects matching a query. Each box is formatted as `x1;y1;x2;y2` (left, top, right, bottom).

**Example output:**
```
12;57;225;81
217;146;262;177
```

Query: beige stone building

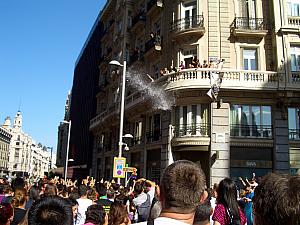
88;0;300;185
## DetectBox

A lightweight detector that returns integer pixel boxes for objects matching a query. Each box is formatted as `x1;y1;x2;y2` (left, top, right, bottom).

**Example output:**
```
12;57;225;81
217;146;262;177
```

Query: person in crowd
84;204;107;225
133;182;151;222
179;61;185;70
43;183;57;197
95;183;113;213
212;178;246;225
1;186;14;204
202;60;209;68
11;188;27;225
253;173;300;225
108;202;131;225
25;185;40;210
135;160;207;225
66;197;79;225
193;195;212;225
76;185;93;225
28;196;73;225
87;187;98;202
242;185;253;225
107;189;115;203
0;203;14;225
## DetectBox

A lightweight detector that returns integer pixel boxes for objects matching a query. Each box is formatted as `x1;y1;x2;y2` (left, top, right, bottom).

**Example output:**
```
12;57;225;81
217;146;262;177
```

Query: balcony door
290;46;300;71
238;0;256;18
243;49;257;70
287;0;300;16
182;1;197;29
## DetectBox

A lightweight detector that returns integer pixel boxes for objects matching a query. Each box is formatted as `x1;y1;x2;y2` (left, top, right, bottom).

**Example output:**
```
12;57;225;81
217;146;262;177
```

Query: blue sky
0;0;105;153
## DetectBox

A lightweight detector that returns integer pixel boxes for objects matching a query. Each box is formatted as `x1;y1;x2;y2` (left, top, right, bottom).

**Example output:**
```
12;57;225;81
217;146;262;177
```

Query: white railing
288;16;300;26
159;68;281;91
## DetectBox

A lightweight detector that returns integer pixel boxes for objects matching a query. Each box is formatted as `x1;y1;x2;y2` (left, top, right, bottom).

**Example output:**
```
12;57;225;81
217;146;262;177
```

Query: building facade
1;111;50;177
0;121;12;177
72;0;300;185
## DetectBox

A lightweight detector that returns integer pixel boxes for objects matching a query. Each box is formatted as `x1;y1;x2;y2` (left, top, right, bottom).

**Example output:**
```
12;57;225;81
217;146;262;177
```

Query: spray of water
126;68;175;111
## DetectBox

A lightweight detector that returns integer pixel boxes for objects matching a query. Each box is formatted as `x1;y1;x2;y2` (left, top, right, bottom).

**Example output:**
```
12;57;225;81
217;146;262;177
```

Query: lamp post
62;120;71;182
109;60;127;184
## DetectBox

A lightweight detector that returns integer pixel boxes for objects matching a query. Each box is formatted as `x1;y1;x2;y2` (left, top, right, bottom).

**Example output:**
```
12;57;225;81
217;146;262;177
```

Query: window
238;0;256;18
290;46;300;71
182;1;197;29
230;105;272;138
147;114;161;142
134;121;143;144
174;104;209;137
183;48;197;68
243;49;257;70
287;0;300;16
288;108;300;139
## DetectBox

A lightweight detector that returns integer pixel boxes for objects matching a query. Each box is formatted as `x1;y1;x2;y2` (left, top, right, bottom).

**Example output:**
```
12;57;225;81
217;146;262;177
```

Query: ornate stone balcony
158;68;300;92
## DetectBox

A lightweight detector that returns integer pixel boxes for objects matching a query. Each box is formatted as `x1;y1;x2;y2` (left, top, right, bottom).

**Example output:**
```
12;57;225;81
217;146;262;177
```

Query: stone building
0;120;12;177
71;0;300;185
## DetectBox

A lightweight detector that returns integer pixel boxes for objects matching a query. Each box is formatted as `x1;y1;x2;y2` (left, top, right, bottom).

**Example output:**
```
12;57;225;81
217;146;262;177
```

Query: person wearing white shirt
76;185;93;225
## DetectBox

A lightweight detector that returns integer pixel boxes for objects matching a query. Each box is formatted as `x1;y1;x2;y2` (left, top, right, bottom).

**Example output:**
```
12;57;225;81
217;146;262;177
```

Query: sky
0;0;105;153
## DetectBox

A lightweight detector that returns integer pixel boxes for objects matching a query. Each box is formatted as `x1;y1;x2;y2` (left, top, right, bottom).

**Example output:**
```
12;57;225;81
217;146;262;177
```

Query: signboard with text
113;157;126;178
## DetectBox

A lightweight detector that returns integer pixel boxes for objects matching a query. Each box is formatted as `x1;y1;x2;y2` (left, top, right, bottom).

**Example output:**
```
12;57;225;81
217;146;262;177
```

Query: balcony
144;35;161;59
131;11;146;32
171;15;205;41
172;123;210;147
289;129;300;140
160;68;300;92
231;17;268;37
146;130;162;143
231;124;272;138
147;0;163;17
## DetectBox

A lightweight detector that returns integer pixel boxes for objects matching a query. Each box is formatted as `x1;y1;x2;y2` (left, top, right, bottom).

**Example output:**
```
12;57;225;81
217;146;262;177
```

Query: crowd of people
0;160;299;225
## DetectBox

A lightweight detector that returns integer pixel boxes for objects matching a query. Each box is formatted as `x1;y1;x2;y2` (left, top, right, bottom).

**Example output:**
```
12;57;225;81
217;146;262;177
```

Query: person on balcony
179;61;185;70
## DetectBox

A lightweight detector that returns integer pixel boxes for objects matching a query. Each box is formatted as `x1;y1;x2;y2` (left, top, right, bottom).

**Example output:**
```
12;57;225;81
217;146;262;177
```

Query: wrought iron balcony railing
233;17;266;30
173;123;210;138
171;15;204;32
230;124;272;138
145;35;161;53
289;129;300;140
146;130;162;143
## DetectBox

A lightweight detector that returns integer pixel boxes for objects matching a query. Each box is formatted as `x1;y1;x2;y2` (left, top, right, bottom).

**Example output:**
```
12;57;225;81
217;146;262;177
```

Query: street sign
123;167;136;173
113;157;126;178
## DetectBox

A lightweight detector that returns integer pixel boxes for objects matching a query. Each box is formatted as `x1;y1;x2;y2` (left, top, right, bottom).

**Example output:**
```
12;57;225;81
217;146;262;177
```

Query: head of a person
78;185;88;197
44;184;57;197
193;196;212;225
85;204;106;225
29;186;40;202
12;177;25;191
159;160;206;213
96;182;107;197
66;197;78;219
253;173;300;225
107;188;115;200
134;182;144;195
217;178;240;221
0;203;14;225
87;188;97;201
12;187;27;208
108;202;130;225
28;196;73;225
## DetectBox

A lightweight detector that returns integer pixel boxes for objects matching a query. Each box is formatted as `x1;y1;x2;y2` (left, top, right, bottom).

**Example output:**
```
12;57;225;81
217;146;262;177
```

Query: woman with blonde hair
11;188;27;225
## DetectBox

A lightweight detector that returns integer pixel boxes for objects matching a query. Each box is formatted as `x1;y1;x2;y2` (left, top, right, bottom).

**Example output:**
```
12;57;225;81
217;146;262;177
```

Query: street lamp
62;120;71;182
109;60;127;184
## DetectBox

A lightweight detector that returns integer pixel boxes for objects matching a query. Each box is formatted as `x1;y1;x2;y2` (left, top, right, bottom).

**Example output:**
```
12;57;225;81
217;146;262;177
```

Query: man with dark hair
136;160;207;225
193;197;212;225
95;183;113;213
253;173;300;225
76;185;92;225
28;196;73;225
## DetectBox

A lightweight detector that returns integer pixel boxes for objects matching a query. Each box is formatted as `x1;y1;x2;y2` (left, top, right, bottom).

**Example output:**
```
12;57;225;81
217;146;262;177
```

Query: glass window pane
262;106;271;125
241;106;250;136
289;108;297;129
291;54;297;71
251;59;257;70
244;59;248;70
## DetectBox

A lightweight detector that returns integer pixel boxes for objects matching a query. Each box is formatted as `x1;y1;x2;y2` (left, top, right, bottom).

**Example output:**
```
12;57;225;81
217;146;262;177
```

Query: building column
273;104;290;173
210;102;230;186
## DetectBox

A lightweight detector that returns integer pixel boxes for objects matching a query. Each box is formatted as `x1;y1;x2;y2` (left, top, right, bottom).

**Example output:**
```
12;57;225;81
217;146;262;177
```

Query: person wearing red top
212;178;246;225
